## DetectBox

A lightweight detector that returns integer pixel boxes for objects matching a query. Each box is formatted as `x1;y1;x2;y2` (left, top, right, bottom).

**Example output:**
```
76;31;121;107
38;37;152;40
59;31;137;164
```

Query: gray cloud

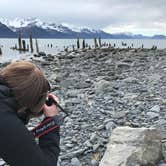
1;0;166;35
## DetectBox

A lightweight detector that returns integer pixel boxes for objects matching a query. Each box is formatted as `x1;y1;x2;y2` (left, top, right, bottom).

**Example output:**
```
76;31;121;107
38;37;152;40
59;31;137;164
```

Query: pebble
147;112;159;119
158;163;166;166
150;105;160;112
105;121;116;131
91;159;99;166
0;159;5;165
90;133;97;142
71;158;82;166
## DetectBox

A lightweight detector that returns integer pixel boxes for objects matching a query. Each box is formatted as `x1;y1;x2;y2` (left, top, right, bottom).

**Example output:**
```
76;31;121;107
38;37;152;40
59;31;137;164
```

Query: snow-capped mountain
0;18;70;33
0;17;112;38
0;18;43;28
0;17;166;39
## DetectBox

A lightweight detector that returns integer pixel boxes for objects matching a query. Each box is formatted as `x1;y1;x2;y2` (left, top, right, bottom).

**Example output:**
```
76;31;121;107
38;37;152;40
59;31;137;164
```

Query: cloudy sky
0;0;166;36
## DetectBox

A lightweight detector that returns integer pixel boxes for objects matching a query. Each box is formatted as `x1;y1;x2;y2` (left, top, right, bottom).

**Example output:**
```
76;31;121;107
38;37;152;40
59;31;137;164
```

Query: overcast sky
0;0;166;36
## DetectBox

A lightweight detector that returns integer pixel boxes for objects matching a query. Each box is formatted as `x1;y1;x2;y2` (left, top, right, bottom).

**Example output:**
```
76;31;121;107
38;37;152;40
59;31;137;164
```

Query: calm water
0;38;166;62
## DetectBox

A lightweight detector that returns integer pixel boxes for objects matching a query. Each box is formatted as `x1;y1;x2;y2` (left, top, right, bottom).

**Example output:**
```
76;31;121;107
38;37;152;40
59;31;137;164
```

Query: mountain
151;35;166;39
0;18;166;39
0;18;112;38
0;22;17;38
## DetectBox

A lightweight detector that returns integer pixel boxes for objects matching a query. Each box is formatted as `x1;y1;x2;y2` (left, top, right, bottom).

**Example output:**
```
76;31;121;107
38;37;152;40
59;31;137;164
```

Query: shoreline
1;48;166;165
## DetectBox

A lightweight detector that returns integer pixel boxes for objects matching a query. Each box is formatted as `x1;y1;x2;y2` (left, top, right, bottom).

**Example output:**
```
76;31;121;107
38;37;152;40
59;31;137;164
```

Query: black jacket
0;78;60;166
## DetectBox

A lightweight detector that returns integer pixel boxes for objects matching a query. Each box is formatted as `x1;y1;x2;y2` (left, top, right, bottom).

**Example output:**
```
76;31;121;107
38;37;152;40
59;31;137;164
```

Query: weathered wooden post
142;44;144;49
18;33;22;50
82;39;85;49
64;46;68;52
77;38;80;49
27;44;29;51
72;45;75;51
35;39;39;53
98;37;102;47
0;47;2;55
22;40;26;51
30;33;34;53
94;38;98;48
86;43;88;48
15;44;17;49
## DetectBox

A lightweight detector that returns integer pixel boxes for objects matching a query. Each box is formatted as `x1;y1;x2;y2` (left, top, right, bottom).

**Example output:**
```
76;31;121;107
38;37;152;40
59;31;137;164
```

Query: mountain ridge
0;18;166;39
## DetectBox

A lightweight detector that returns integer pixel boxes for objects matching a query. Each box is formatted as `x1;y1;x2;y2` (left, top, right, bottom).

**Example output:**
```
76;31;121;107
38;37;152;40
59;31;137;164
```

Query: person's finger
48;93;60;103
43;103;59;117
43;103;56;109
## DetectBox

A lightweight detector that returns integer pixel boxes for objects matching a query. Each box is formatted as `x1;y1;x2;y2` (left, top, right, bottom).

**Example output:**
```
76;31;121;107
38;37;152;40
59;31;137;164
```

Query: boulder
99;126;162;166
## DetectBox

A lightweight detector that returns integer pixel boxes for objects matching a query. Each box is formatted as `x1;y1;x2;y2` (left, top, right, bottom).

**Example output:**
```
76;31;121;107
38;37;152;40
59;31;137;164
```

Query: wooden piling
82;39;85;49
72;45;75;52
64;46;68;52
0;47;2;55
94;38;98;48
18;33;22;50
98;37;102;47
22;40;26;51
77;38;80;49
15;44;17;49
30;33;34;53
27;44;29;51
35;39;39;53
86;43;88;48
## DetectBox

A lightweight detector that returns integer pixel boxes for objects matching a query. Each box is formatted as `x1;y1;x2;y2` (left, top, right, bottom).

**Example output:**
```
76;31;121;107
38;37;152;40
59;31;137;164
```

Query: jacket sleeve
0;102;60;166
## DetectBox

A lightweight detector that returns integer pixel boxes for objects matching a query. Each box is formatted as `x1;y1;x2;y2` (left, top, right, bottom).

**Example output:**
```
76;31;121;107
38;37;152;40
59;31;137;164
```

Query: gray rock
100;127;162;166
158;164;166;166
150;105;160;112
105;121;116;131
71;157;82;166
94;80;111;93
147;112;159;119
96;125;105;130
60;148;88;159
84;140;93;148
162;142;166;162
91;159;99;166
90;133;97;142
66;143;74;148
116;62;131;69
93;143;100;151
122;77;139;83
0;159;5;165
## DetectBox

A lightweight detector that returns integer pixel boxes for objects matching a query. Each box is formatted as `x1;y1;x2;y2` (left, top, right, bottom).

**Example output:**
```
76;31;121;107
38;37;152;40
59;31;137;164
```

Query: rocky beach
1;47;166;165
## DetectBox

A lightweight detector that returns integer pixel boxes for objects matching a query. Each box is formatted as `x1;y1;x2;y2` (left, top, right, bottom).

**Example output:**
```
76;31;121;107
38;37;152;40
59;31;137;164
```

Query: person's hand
43;93;60;117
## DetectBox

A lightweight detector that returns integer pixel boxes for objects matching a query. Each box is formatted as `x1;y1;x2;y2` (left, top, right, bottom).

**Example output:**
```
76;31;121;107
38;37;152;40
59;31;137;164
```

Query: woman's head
0;61;50;114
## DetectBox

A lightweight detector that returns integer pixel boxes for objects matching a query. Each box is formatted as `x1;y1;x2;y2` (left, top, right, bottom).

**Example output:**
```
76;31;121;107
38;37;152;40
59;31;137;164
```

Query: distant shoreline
1;37;166;40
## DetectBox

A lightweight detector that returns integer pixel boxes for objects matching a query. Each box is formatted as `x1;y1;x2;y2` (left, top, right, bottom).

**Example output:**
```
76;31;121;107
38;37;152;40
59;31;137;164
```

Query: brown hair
0;61;50;112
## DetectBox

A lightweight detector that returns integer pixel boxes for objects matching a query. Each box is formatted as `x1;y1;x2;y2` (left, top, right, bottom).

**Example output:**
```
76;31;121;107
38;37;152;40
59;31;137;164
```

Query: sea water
0;38;166;62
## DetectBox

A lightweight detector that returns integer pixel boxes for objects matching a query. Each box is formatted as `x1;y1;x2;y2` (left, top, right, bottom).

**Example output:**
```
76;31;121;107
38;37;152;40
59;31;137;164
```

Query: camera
45;97;69;117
